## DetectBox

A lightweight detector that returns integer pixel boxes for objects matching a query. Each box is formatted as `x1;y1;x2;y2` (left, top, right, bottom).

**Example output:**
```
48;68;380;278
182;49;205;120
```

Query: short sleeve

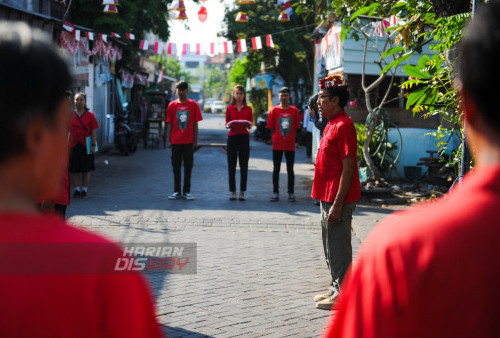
166;103;173;123
336;121;357;160
225;106;231;124
266;109;274;129
247;106;253;123
89;113;99;130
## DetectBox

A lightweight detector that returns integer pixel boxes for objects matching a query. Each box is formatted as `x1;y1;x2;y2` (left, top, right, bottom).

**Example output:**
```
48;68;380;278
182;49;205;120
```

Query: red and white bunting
196;43;201;55
63;21;75;32
111;32;121;38
389;15;399;26
237;39;247;53
251;36;262;50
153;42;163;54
158;67;164;83
210;43;215;55
100;34;108;43
125;33;135;40
85;31;94;41
75;30;81;41
266;34;275;48
182;43;188;55
139;40;149;50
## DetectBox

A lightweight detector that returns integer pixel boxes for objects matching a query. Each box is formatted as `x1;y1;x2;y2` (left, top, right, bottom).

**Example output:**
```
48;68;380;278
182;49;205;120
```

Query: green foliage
149;56;191;84
202;67;230;101
223;0;316;113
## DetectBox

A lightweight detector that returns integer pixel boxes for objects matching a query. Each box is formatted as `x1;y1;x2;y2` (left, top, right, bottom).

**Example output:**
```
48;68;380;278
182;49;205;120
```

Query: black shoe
288;193;296;202
80;190;87;198
73;190;81;198
270;193;279;202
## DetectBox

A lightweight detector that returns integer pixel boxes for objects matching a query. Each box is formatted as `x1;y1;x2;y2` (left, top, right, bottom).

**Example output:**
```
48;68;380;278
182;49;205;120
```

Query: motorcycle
254;112;271;142
114;112;137;156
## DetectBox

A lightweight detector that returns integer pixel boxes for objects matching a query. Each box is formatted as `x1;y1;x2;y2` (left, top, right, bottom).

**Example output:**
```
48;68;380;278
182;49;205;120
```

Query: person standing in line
166;81;203;201
69;92;98;199
311;76;361;310
308;93;328;137
225;85;253;201
267;87;301;202
0;22;161;338
325;2;500;336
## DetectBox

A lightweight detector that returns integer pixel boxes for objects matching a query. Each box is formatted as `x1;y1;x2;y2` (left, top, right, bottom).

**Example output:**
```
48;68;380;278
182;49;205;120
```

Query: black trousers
272;150;295;194
227;134;250;192
171;144;194;194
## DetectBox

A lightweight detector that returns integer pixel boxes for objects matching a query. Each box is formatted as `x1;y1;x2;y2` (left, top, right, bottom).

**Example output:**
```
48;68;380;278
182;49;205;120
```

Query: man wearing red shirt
311;75;360;310
267;87;301;202
166;81;203;201
326;3;500;337
0;23;161;338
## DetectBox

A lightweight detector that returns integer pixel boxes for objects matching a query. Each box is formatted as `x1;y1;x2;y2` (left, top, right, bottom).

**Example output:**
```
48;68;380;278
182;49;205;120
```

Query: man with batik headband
311;75;361;310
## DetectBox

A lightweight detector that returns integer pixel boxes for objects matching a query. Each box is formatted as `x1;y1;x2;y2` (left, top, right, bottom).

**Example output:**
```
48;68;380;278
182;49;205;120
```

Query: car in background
211;100;225;114
203;98;215;112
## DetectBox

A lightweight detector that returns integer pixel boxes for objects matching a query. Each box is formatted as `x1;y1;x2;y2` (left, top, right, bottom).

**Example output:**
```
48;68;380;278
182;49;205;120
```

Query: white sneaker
315;295;338;310
168;192;181;200
183;193;194;200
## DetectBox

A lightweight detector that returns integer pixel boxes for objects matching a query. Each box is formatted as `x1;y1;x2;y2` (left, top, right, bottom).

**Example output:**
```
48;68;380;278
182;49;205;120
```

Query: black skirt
69;142;95;173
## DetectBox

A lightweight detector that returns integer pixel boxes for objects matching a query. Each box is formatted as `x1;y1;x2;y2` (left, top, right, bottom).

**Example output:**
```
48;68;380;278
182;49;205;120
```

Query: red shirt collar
328;110;346;122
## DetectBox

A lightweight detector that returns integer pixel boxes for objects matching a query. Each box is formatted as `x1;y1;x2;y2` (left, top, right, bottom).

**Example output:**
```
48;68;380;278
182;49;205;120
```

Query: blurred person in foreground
325;2;500;336
312;76;360;310
0;22;162;337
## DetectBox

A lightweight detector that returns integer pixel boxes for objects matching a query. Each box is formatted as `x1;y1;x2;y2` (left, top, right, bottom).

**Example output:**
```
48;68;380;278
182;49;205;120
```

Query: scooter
114;113;137;156
254;112;271;142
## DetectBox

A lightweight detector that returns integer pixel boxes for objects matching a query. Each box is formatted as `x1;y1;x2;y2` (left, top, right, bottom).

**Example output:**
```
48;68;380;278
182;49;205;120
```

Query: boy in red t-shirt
166;81;203;200
0;23;161;338
266;87;301;202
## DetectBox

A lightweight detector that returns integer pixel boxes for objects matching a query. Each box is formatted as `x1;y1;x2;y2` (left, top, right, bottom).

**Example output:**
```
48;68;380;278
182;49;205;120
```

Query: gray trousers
320;201;356;295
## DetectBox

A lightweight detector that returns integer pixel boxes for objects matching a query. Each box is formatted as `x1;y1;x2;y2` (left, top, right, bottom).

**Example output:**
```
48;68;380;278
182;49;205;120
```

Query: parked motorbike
114;113;137;156
254;112;271;142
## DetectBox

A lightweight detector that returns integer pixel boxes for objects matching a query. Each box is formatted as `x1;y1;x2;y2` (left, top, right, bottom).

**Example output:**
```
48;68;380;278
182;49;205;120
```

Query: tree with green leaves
223;0;316;114
296;0;472;181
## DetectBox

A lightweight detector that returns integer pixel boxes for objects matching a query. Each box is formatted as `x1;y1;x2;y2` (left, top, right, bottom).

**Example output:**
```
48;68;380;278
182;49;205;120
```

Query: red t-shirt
0;213;162;338
325;165;500;338
312;111;360;204
267;105;301;151
69;111;99;148
226;104;253;136
166;99;203;145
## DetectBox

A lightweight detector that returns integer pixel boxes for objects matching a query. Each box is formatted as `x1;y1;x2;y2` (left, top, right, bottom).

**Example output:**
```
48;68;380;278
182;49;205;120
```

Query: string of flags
61;20;280;57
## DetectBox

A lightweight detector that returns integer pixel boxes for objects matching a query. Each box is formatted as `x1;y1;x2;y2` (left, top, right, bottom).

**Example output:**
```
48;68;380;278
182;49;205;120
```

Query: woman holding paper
69;92;99;199
225;85;253;201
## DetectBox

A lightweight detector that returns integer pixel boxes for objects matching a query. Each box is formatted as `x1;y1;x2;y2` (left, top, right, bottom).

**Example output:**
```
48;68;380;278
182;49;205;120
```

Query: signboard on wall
321;25;342;72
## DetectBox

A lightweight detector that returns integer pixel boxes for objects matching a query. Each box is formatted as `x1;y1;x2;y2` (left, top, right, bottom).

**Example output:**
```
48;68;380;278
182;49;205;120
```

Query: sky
168;0;235;44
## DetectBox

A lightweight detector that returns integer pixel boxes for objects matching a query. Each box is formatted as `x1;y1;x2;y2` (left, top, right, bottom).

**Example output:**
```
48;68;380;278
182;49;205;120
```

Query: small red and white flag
167;42;176;55
196;43;201;55
139;40;149;50
266;34;275;48
210;43;215;55
158;67;164;84
100;34;108;43
75;30;81;41
111;32;121;38
63;21;75;32
237;39;247;53
223;41;233;54
182;43;188;55
251;36;262;50
153;42;163;54
85;31;94;41
125;33;135;40
389;15;399;26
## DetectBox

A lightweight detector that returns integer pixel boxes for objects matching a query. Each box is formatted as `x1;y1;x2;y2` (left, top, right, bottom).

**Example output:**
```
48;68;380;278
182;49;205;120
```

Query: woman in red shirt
68;93;99;199
225;85;253;201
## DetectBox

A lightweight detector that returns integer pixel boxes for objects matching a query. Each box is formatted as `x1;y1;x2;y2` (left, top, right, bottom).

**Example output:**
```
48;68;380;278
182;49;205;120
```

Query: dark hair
176;81;188;90
74;92;89;112
279;87;290;94
308;93;319;113
0;22;72;162
231;85;247;105
324;87;349;108
457;1;500;129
